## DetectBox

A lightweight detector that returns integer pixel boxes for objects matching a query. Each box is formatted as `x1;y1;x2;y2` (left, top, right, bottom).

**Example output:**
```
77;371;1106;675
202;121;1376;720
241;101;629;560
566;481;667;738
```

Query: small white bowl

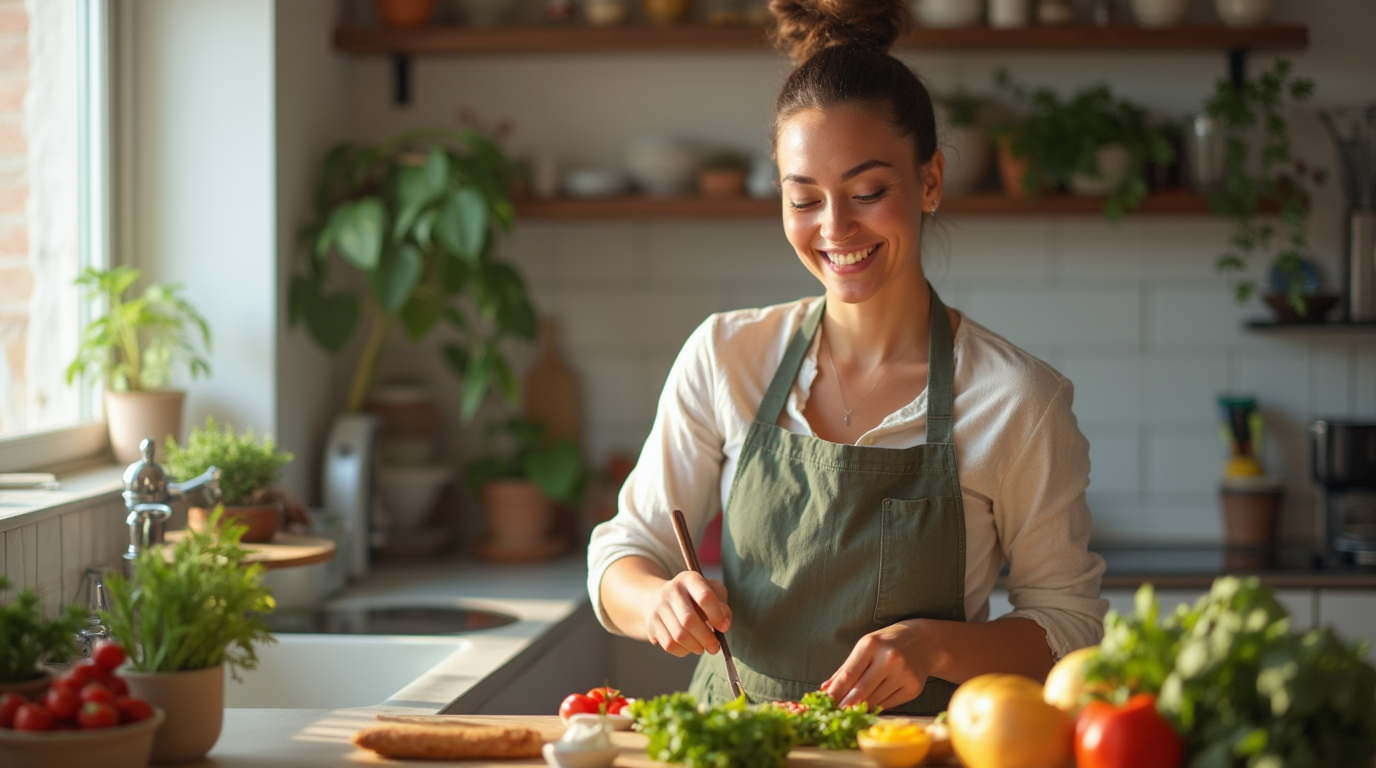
568;712;634;731
542;742;619;768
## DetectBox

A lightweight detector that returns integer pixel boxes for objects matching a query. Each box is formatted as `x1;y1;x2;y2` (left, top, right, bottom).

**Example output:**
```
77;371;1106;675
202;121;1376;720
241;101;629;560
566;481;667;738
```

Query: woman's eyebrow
782;159;895;186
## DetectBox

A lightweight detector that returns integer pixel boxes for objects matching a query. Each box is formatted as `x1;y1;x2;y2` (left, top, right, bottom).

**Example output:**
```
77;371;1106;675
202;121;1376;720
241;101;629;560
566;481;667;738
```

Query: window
0;0;109;469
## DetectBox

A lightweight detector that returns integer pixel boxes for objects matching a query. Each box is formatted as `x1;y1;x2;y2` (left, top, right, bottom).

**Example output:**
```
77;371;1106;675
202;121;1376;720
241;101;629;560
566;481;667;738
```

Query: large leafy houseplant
166;416;294;507
0;576;84;684
994;72;1173;220
1205;58;1323;312
66;265;211;393
101;511;275;679
289;129;537;420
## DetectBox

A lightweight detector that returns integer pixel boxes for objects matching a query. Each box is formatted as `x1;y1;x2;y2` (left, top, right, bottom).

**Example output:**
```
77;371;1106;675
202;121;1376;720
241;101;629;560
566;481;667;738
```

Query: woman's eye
789;199;820;210
856;187;888;202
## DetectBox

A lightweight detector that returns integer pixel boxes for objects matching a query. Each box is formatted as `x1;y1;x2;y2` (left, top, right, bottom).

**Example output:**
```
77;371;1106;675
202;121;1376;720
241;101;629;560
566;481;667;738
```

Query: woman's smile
820;242;880;271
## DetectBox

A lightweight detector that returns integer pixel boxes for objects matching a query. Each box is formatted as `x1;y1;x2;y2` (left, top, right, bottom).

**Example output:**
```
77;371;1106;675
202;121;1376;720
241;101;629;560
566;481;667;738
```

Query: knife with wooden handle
670;508;745;700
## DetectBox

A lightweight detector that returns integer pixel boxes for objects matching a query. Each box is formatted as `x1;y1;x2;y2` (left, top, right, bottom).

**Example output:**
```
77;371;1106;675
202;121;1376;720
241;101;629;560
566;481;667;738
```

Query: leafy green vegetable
0;576;85;683
101;510;276;680
630;692;798;768
794;691;879;749
1084;578;1376;768
165;416;294;506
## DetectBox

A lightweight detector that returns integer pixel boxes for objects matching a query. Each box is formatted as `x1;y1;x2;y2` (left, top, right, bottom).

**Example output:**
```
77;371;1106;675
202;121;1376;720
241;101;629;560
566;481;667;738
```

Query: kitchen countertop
1093;544;1376;589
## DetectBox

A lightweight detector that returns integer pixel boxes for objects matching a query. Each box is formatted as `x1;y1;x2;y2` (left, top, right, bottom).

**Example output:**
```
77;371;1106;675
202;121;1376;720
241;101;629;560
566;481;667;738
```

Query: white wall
127;0;278;447
339;0;1376;545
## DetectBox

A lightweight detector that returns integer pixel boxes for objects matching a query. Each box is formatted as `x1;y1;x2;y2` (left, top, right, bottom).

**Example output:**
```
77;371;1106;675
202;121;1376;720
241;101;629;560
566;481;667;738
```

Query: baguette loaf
352;722;543;759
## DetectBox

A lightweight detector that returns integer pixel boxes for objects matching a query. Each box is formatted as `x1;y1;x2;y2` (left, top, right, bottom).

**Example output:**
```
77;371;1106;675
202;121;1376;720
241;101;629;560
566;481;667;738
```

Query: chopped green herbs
793;691;879;749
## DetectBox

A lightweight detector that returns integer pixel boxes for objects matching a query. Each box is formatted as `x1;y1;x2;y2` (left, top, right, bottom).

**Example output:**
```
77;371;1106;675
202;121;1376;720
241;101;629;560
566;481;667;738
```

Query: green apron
688;286;967;716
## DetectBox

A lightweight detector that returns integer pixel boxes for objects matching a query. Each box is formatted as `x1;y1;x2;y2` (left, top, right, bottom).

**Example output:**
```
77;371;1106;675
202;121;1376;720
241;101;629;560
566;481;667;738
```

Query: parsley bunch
0;576;85;683
630;692;797;768
794;691;879;749
1085;578;1376;768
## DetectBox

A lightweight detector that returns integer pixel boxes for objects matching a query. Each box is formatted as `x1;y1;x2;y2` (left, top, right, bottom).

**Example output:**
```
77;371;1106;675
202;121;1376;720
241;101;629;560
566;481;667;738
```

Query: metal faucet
122;437;221;563
73;566;112;659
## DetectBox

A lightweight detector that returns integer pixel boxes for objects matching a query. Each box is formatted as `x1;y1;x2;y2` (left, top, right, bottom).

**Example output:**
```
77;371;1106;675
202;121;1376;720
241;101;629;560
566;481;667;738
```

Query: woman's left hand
821;620;940;710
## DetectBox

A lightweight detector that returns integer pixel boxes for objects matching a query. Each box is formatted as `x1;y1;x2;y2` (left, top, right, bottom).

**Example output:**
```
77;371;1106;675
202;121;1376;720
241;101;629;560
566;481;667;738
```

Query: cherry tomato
51;672;86;697
79;683;116;706
76;701;119;730
14;703;54;732
75;660;112;688
0;693;26;728
606;699;628;715
559;693;600;724
1076;694;1183;768
107;675;129;697
44;687;80;721
91;640;128;672
586;686;621;703
116;697;155;724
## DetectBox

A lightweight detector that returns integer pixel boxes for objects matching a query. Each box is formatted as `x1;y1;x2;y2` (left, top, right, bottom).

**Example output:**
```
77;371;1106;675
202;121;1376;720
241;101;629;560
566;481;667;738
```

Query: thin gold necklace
824;335;889;427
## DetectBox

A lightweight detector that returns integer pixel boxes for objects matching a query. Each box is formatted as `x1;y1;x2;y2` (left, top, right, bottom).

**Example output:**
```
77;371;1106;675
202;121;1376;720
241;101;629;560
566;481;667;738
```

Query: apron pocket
874;497;966;625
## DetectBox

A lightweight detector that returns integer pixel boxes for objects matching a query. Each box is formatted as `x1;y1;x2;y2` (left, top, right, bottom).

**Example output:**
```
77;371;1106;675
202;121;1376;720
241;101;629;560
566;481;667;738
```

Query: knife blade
670;509;745;701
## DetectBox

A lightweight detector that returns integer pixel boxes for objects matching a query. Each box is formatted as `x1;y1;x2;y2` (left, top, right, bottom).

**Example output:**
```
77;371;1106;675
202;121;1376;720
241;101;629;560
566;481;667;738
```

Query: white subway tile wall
496;215;1372;545
1;498;128;604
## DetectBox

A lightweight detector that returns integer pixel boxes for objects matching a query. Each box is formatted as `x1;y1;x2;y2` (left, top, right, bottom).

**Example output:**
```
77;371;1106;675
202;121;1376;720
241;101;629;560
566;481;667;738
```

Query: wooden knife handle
670;509;702;574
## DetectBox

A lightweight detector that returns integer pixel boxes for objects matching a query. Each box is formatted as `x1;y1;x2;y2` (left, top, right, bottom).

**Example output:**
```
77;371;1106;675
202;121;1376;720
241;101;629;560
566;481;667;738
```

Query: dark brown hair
768;0;937;167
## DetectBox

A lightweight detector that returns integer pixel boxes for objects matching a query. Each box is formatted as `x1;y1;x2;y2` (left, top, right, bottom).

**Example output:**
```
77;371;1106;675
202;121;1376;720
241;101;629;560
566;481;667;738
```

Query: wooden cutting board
348;715;906;766
523;320;582;445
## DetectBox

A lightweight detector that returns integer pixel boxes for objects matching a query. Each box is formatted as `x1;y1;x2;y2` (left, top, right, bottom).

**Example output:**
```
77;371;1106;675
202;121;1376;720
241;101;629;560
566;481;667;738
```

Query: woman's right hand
644;571;732;657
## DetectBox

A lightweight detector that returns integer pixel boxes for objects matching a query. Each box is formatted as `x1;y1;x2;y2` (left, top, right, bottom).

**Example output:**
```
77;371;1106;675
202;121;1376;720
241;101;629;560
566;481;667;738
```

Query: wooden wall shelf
1245;320;1376;335
335;23;1307;56
515;192;1240;219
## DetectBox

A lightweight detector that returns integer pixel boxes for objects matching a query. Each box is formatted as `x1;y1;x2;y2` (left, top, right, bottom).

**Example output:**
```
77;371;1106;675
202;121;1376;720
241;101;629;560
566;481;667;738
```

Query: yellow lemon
947;674;1074;768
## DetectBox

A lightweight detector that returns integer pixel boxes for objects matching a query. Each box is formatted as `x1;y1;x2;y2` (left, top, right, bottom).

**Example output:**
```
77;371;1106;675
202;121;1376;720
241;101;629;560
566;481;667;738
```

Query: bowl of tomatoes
0;641;164;768
559;686;635;731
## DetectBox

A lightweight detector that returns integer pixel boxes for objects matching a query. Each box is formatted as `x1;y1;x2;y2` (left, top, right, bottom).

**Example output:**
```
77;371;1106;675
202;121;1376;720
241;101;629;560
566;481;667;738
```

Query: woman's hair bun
769;0;911;65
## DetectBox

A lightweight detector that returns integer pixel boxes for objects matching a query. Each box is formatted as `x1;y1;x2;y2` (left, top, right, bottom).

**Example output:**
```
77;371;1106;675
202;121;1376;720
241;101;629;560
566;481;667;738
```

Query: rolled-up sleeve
587;316;727;635
994;379;1108;660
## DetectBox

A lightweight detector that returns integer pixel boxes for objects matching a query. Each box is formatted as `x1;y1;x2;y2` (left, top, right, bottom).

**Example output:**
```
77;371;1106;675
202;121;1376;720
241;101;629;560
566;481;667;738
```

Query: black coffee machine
1312;420;1376;566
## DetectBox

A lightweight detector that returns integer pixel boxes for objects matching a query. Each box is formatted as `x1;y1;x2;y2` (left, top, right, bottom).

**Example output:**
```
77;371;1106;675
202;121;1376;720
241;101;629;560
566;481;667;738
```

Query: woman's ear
922;149;946;211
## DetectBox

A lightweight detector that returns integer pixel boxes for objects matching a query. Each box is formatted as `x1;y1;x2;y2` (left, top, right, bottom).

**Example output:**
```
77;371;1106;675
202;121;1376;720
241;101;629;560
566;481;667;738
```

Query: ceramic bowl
1215;0;1271;27
857;729;932;768
625;138;699;197
0;707;166;768
542;742;619;768
376;465;452;530
563;168;628;198
912;0;982;27
1130;0;1188;28
568;711;635;731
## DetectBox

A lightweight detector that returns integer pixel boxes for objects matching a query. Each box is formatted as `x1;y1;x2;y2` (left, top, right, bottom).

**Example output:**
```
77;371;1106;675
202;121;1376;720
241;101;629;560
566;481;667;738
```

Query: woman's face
776;103;943;306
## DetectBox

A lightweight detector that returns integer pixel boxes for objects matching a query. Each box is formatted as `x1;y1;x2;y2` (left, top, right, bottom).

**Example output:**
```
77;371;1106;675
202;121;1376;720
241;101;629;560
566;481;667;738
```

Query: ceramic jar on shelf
987;0;1030;29
1129;0;1189;28
912;0;982;27
1215;0;1272;27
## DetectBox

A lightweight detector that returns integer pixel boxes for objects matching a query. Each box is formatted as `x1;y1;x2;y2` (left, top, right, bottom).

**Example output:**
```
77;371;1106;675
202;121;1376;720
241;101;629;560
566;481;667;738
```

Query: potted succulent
697;151;752;198
993;72;1173;220
165;416;295;543
100;512;274;763
289;127;536;423
1205;58;1328;318
0;577;84;696
466;415;586;561
67;266;212;464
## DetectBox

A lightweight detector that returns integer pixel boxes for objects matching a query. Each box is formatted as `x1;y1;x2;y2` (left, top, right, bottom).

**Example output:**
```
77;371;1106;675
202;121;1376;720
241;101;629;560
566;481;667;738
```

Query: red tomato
51;672;85;697
43;687;80;721
107;675;129;697
586;686;621;703
606;699;628;715
75;660;112;688
0;693;26;728
76;701;119;730
559;693;601;724
91;640;128;672
14;703;54;732
1076;694;1184;768
116;697;155;724
79;683;116;706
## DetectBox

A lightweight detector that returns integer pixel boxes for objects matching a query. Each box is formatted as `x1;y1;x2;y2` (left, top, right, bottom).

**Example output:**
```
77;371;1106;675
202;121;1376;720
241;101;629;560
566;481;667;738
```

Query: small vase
123;665;225;764
642;0;689;25
104;390;185;465
937;109;990;197
987;0;1029;28
1220;481;1283;548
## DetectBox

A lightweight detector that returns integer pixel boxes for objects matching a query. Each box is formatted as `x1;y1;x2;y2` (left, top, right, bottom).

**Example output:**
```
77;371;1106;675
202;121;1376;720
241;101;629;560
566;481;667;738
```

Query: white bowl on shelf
562;167;628;198
624;137;699;197
1215;0;1271;27
1130;0;1188;28
912;0;981;28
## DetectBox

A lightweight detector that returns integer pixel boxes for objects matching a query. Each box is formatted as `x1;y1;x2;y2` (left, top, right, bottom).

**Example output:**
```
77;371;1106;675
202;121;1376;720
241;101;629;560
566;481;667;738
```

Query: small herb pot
189;503;281;543
123;665;224;764
697;168;747;198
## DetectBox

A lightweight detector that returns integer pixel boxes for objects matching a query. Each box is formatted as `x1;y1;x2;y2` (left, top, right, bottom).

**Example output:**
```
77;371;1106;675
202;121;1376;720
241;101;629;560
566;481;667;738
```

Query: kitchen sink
263;605;520;635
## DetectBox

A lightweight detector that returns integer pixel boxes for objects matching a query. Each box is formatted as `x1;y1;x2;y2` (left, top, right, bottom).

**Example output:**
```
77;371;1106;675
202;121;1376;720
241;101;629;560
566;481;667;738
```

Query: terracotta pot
0;671;51;697
105;390;185;465
123;665;224;764
642;0;689;25
373;0;436;28
697;168;747;198
996;137;1036;198
482;479;553;544
189;503;280;543
1220;486;1283;547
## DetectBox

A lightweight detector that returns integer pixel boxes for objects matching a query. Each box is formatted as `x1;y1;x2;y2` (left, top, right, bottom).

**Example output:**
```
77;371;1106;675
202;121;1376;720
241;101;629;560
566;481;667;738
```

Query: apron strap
925;284;955;445
756;300;826;426
754;286;956;439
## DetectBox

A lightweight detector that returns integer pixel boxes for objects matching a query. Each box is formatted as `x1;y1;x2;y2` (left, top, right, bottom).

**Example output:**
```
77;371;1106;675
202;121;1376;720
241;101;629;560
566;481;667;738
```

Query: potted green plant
165;416;295;543
935;90;991;197
697;151;752;198
0;577;84;696
100;512;274;763
67;266;212;464
466;415;586;561
289;127;537;422
993;72;1173;220
1205;58;1328;317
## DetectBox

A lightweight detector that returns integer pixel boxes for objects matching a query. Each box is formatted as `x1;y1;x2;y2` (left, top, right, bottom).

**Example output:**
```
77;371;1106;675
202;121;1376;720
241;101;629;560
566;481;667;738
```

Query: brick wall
0;0;26;434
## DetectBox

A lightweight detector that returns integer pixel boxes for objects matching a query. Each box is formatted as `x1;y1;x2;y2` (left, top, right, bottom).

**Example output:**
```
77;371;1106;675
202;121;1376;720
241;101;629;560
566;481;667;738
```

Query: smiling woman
587;0;1107;717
